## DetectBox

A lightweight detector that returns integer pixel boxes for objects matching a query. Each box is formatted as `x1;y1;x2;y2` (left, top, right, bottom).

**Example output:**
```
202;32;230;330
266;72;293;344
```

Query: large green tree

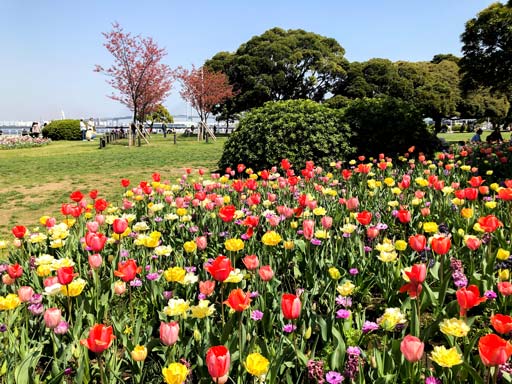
206;27;348;114
460;1;512;94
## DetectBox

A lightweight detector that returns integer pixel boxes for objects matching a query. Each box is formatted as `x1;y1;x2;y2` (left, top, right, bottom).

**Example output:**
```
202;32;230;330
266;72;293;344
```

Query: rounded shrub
42;119;81;141
343;97;440;157
218;99;354;171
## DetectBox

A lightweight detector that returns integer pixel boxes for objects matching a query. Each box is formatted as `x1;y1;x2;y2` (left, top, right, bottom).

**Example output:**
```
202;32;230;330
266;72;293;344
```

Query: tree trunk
434;117;442;133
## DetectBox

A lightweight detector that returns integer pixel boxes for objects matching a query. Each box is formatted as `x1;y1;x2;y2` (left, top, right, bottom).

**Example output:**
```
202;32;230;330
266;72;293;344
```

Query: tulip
498;282;512;296
345;197;359;211
131;345;148;362
465;236;481;250
408;234;426;252
112;218;128;234
160;321;179;346
491;314;512;335
113;281;126;295
80;324;115;354
302;220;315;240
44;308;62;328
258;265;274;281
206;346;230;384
7;263;23;279
88;254;103;269
431;235;451;255
70;190;84;202
2;274;14;285
199;280;216;296
121;178;130;188
57;266;75;286
281;293;301;320
205;256;233;282
195;236;208;250
224;289;251;312
321;216;333;229
17;286;34;302
399;264;427;299
85;232;107;252
478;334;512;366
11;225;27;239
366;226;380;239
400;335;424;362
396;209;411;224
114;259;141;282
356;210;372;226
456;285;486;317
478;215;503;233
242;255;259;271
218;205;236;222
86;221;99;233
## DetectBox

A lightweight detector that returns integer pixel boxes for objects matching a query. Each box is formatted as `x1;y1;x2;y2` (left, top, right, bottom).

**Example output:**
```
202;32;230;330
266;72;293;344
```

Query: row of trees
96;1;512;142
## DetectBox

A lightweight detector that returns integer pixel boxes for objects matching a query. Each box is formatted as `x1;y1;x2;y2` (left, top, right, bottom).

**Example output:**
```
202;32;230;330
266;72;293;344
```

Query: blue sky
0;0;497;121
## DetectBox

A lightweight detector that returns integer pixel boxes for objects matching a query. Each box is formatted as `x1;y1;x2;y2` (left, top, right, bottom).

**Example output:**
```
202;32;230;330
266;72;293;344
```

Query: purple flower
154;216;163;222
307;360;325;384
54;321;69;335
120;249;130;257
241;233;250;240
346;346;361;356
335;296;352;307
251;310;264;321
198;293;207;300
349;268;359;275
283;323;297;333
364;246;372;252
146;273;160;281
311;238;322;245
326;371;344;384
250;291;259;298
189;226;199;233
185;266;196;273
425;377;442;384
29;293;43;304
0;264;7;273
163;291;173;300
336;309;351;319
0;324;7;332
375;223;388;230
130;278;142;287
485;290;497;300
28;303;44;315
362;321;379;333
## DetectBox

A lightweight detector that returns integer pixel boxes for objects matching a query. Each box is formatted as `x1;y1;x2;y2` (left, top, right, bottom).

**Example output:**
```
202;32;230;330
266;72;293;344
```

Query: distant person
471;128;483;143
162;122;167;138
486;127;503;144
80;119;87;141
86;118;96;141
31;122;41;138
213;125;217;135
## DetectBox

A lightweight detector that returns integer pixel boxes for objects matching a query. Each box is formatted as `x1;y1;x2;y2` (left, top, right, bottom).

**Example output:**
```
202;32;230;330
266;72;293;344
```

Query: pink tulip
321;216;333;229
86;221;99;233
195;236;208;250
18;286;34;302
346;197;359;211
88;254;103;269
303;220;315;240
400;335;424;362
160;321;179;346
95;214;105;225
44;308;62;329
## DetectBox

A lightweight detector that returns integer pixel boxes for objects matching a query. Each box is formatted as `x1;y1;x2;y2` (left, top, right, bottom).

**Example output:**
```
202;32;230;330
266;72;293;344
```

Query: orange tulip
479;334;512;366
224;289;251;312
80;324;115;354
491;314;512;335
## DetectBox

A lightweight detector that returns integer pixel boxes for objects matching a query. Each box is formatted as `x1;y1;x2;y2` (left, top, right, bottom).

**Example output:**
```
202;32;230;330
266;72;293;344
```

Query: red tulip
456;285;486;317
469;176;484;187
281;293;301;320
498;188;512;201
70;190;84;202
399;264;427;299
160;321;179;346
85;232;107;252
206;346;230;384
479;334;512;366
89;189;98;200
356;210;372;226
498;282;512;296
396;209;411;224
431;235;451;255
281;159;291;170
11;225;27;239
465;236;482;251
7;263;23;279
94;198;108;212
114;259;141;282
206;256;233;282
242;255;259;271
366;226;380;239
61;203;73;216
152;172;160;182
218;205;236;222
80;324;115;354
478;215;503;233
258;265;274;281
408;234;426;252
121;178;130;188
491;314;512;335
224;289;251;312
463;188;479;201
400;335;424;363
112;218;128;234
57;266;76;285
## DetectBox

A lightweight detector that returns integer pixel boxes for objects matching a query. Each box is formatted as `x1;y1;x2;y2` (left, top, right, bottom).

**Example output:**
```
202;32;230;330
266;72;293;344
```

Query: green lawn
0;135;226;237
438;130;512;143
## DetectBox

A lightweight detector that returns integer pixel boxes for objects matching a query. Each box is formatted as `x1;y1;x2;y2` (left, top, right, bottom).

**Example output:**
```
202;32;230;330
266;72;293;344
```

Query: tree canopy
206;27;348;114
460;2;512;94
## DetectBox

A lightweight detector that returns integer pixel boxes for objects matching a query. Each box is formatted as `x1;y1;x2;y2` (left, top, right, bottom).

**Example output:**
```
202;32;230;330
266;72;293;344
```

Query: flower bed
1;143;512;383
0;135;51;150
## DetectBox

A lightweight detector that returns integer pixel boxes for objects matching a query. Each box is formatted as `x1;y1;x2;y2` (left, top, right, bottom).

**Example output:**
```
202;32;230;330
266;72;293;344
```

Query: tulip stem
129;285;134;324
221;284;225;325
66;285;72;326
238;313;243;382
98;355;106;384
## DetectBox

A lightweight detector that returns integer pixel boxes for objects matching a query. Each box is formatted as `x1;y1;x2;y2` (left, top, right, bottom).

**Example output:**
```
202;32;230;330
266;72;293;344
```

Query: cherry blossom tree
176;65;235;140
95;23;173;142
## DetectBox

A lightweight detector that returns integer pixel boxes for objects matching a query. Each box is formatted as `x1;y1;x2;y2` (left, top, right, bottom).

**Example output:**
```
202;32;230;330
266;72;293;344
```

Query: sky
0;0;499;122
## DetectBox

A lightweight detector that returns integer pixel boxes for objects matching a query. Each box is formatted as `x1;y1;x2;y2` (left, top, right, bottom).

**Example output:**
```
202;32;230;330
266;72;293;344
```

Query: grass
0;135;226;237
438;130;512;143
